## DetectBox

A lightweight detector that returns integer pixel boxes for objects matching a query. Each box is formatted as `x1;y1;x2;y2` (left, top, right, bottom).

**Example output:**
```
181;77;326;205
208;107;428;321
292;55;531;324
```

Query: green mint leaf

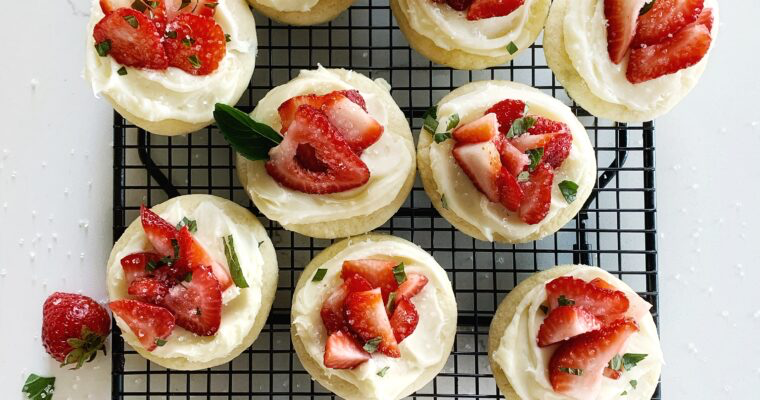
131;0;147;12
155;338;167;347
148;1;159;7
95;40;111;57
506;41;519;55
539;305;549;315
559;180;579;203
527;148;544;171
441;194;448;209
517;171;530;182
179;0;191;10
117;67;128;76
312;268;328;282
165;30;177;39
433;131;451;144
557;295;575;306
188;55;201;69
445;113;460;131
258;241;264;248
609;354;623;371
146;260;158;272
182;271;192;282
124;15;139;29
386;292;396;314
22;374;55;400
621;391;628;396
393;262;406;284
622;353;647;371
225;34;231;43
559;367;583;376
171;239;179;260
176;217;197;233
214;103;283;161
223;235;249;288
639;0;656;15
630;379;638;389
506;116;536;138
204;1;218;8
377;366;390;377
182;37;195;47
363;337;382;353
422;106;439;134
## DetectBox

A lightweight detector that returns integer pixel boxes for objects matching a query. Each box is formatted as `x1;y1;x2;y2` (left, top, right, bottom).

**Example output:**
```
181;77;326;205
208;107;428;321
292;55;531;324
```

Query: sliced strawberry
341;259;399;302
390;299;419;343
163;13;226;76
545;276;630;320
445;0;473;11
338;89;368;111
120;252;163;284
321;285;349;334
345;274;374;293
497;138;531;176
589;277;617;290
486;99;526;136
696;7;714;32
176;226;232;290
345;288;400;358
278;94;324;133
543;133;573;169
627;23;711;83
321;92;384;154
467;0;525;21
161;265;222;336
139;205;177;257
128;277;170;304
452;141;502;203
528;117;570;135
109;299;175;351
393;273;428;301
603;367;622;379
452;113;499;143
537;306;602;347
604;0;647;64
511;133;554;152
93;8;168;69
549;319;639;396
633;0;704;46
497;168;524;212
100;0;169;31
518;163;554;224
324;330;370;369
266;105;370;194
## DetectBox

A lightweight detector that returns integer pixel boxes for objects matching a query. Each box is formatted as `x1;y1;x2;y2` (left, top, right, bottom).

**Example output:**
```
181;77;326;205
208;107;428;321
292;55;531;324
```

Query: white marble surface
0;0;756;399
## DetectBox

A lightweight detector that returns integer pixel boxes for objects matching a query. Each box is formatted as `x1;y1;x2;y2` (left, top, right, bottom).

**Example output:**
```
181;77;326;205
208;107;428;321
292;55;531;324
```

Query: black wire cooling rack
111;1;660;398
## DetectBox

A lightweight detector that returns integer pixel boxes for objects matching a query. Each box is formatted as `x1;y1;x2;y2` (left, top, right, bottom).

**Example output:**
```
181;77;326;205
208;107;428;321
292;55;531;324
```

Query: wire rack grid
111;1;660;399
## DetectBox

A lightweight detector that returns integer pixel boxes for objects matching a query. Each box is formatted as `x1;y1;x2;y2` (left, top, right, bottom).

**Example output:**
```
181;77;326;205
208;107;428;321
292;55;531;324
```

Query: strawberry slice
163;13;226;76
467;0;525;21
545;276;630;320
518;163;554;224
120;252;163;284
266;105;370;194
627;23;712;83
176;226;233;290
452;141;503;203
139;205;178;257
633;0;704;46
341;259;399;302
322;92;384;154
549;319;639;396
603;367;622;379
542;133;573;169
321;285;349;334
497;168;523;212
604;0;647;64
109;299;175;351
528;117;570;136
161;265;222;336
393;273;428;301
338;90;368;111
100;0;169;31
345;274;374;293
345;288;400;358
445;0;473;11
390;299;419;343
128;277;170;304
696;7;714;32
511;133;554;152
497;138;531;176
452;113;499;143
486;99;525;136
93;8;169;70
278;94;324;133
324;330;370;369
589;277;617;290
537;306;602;347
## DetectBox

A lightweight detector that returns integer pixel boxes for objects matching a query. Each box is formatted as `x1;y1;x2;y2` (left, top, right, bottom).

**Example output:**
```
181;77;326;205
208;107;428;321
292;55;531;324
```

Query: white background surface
1;0;756;399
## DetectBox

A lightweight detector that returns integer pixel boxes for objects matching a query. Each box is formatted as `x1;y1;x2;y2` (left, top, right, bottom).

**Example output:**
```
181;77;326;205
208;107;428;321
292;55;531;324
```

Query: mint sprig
223;235;249;288
559;180;579;203
214;104;283;161
22;374;55;400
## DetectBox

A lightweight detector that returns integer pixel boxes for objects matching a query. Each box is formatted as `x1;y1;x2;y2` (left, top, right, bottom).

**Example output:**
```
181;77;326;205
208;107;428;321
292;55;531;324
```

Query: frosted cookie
488;265;663;399
249;0;354;25
291;234;457;400
219;67;416;239
544;0;719;122
417;80;596;244
85;0;257;135
391;0;550;70
106;194;278;370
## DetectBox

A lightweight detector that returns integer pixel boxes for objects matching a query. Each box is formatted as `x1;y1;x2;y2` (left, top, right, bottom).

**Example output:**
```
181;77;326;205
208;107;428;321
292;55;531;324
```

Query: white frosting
563;0;718;112
107;201;265;363
493;267;664;400
428;83;594;242
397;0;537;57
292;239;453;400
85;0;257;124
245;67;413;225
256;0;319;12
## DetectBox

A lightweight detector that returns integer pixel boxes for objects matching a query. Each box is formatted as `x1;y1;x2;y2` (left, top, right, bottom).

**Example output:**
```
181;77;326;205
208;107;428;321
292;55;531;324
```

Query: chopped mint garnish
155;338;167;346
539;305;549;314
363;337;382;353
386;292;396;314
117;67;128;76
124;15;139;29
639;0;656;15
179;0;191;10
95;40;112;57
131;0;148;12
188;55;202;69
506;41;519;55
433;131;451;144
557;295;575;306
176;217;197;233
312;268;328;282
621;353;648;371
559;367;583;376
422;106;439;135
393;262;406;284
223;235;249;288
445;113;460;131
182;271;192;282
22;374;55;400
506;116;536;138
527;148;544;171
630;379;638;389
165;30;178;39
377;366;390;377
225;34;231;43
517;171;530;182
559;180;579;203
441;194;448;209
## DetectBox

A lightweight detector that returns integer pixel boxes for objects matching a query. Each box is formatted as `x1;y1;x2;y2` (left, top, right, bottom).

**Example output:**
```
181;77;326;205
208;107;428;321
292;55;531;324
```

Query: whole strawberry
42;292;111;369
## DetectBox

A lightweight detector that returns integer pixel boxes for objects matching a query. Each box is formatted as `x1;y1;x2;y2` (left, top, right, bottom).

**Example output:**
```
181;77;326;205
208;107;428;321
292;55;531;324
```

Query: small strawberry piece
589;277;617;290
542;133;573;169
452;113;499;143
164;13;226;76
445;0;473;12
549;319;639;396
467;0;525;21
345;274;374;293
266;105;370;194
452;141;503;203
545;276;630;319
128;277;170;304
341;259;399;302
604;0;647;64
518;163;554;224
322;92;384;154
537;306;602;347
603;367;622;379
100;0;168;31
120;252;163;284
42;293;111;368
93;8;169;69
394;273;429;301
345;288;400;358
528;117;570;135
511;133;554;152
627;23;712;83
497;168;523;212
486;99;525;136
176;226;233;290
109;299;175;351
161;265;222;336
633;0;704;46
390;299;419;343
696;8;714;32
278;94;324;133
497;138;531;176
338;89;368;111
139;205;177;257
321;286;349;334
324;331;370;369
